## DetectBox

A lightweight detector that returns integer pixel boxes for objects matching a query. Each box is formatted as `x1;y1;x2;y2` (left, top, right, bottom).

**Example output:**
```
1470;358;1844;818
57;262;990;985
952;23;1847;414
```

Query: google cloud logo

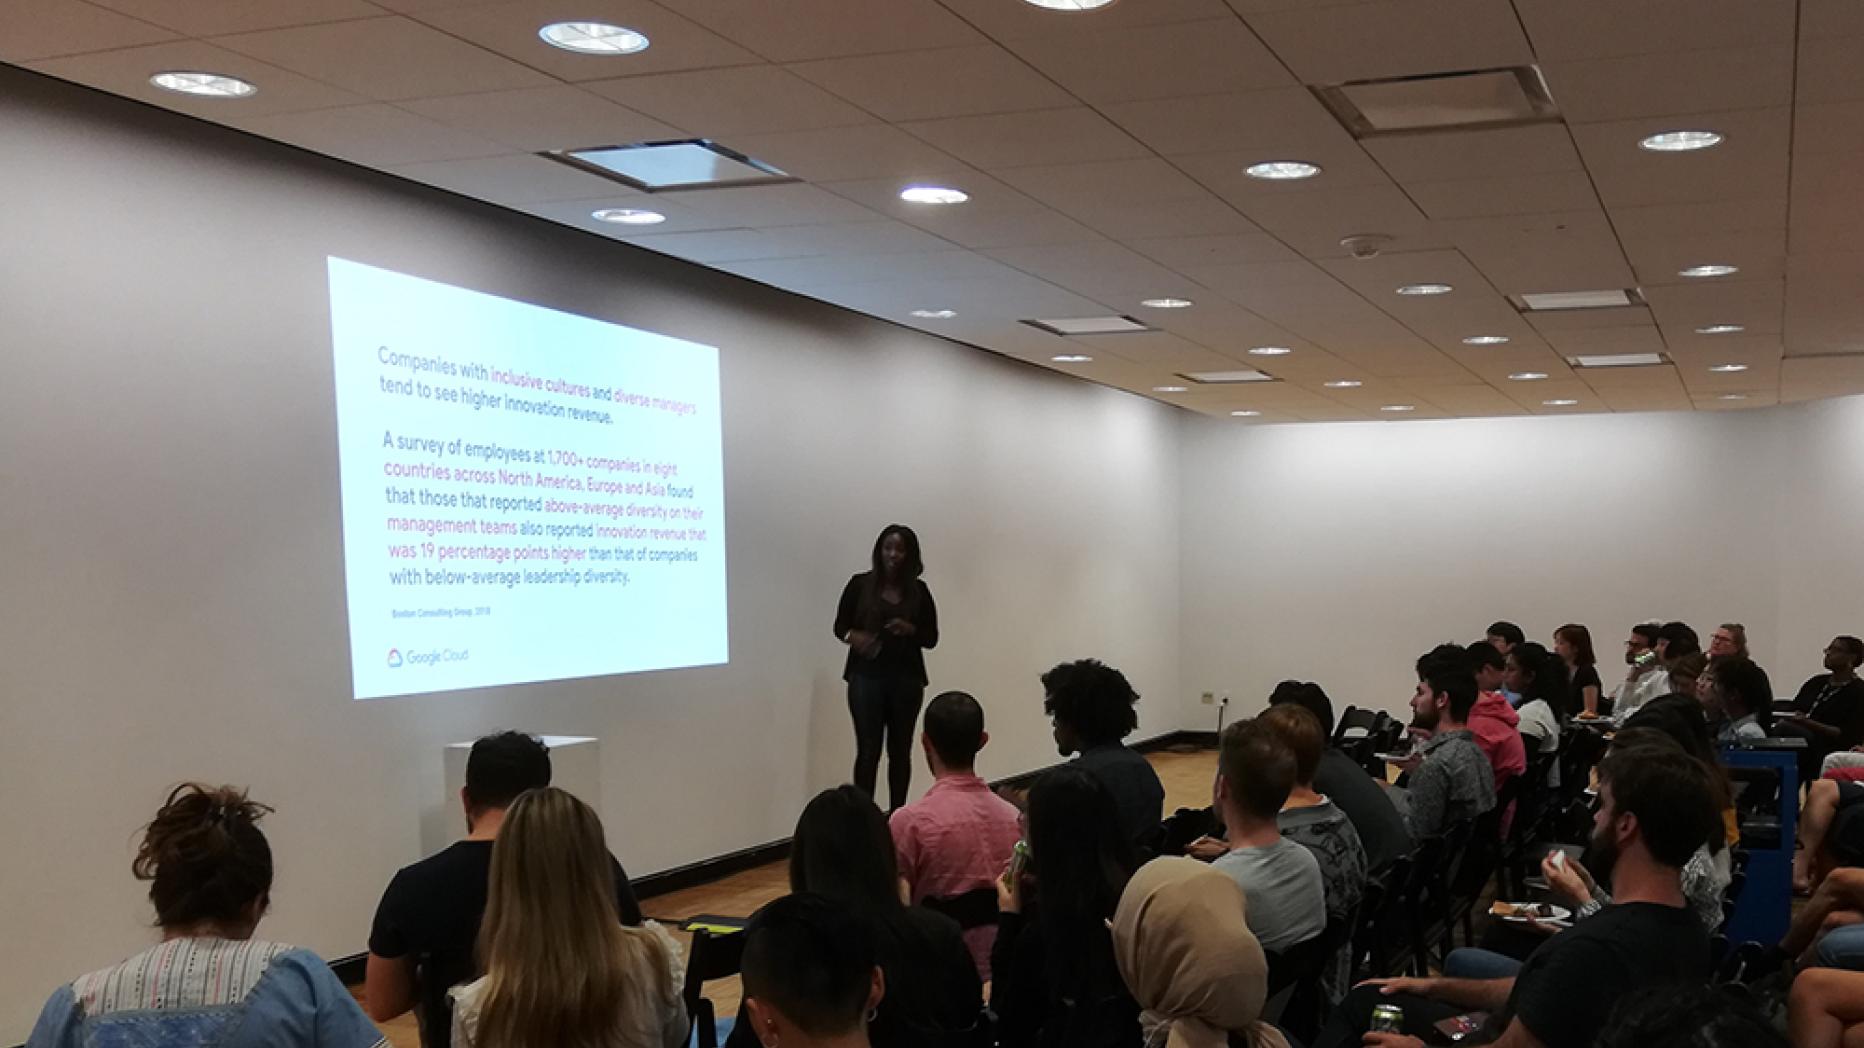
386;648;403;668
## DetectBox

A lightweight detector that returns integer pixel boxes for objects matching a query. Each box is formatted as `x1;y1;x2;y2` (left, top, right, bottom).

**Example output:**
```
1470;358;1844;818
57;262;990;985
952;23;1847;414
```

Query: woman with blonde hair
451;787;687;1048
1111;857;1287;1048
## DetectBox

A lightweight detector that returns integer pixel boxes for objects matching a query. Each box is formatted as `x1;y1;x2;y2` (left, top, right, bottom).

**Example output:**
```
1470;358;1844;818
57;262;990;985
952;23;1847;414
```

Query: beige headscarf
1112;856;1290;1048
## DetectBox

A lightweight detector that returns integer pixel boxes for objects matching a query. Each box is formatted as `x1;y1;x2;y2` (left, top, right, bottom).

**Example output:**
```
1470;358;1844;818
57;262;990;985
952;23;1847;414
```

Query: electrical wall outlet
1201;691;1215;705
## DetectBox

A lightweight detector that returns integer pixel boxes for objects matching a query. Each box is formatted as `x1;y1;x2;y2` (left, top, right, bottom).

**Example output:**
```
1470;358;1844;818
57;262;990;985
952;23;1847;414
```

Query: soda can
1370;1003;1405;1034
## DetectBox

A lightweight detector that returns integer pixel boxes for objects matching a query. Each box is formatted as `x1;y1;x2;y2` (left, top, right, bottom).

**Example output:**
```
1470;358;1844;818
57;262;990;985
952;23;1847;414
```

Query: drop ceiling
9;0;1864;423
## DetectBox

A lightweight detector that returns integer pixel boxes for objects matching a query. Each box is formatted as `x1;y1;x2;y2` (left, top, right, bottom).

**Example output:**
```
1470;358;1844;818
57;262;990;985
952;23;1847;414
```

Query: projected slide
328;257;726;700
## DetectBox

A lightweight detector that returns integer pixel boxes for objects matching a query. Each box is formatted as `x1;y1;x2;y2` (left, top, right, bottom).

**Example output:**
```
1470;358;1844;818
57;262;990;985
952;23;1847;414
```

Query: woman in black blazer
835;524;938;810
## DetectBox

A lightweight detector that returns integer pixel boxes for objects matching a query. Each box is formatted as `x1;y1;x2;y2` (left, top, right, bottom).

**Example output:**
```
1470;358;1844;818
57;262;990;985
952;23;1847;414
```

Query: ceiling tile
787;45;1074;122
26;39;365;117
1436;210;1634;294
407;0;763;82
1625;231;1786;289
1242;0;1533;84
1127;233;1300;270
584;66;874;136
1644;279;1785;335
721;124;966;182
642;183;881;229
995;156;1221;219
1540;325;1669;356
87;0;383;35
1782;355;1864;402
1570;107;1790;207
398;86;682;152
1797;35;1864;105
1513;0;1795;61
1800;0;1864;43
0;0;176;61
1363;124;1583;183
665;0;985;62
1005;18;1293;104
797;273;1110;322
1541;45;1793;124
1232;183;1442;258
866;206;1105;250
1795;100;1864;158
1101;87;1375;165
900;108;1150;171
239;103;511;165
933;0;1230;42
1790;193;1864;257
388;153;635;203
1609;198;1787;254
617;220;948;264
818;170;1049;225
724;250;1029;289
1405;172;1601;220
984;242;1200;298
212;16;553;100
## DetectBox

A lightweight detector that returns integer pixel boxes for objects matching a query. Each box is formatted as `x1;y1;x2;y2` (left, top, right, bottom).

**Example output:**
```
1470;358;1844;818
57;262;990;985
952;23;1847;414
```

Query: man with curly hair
1042;659;1164;847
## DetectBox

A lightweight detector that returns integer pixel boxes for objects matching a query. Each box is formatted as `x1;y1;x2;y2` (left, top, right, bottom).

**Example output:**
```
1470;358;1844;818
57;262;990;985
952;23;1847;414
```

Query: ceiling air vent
1317;66;1559;137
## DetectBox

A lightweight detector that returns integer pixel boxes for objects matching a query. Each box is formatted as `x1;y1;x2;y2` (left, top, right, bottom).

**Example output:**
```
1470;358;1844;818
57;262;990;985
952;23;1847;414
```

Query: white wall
0;70;1182;1037
1180;400;1864;725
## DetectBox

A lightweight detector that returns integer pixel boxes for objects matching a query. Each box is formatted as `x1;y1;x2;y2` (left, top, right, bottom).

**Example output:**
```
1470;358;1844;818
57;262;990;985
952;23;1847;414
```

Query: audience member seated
1782;866;1864;968
1699;656;1770;744
366;731;642;1046
27;784;386;1048
1256;702;1368;1001
1456;642;1528;792
739;894;885;1048
1270;681;1412;874
889;690;1021;980
449;788;686;1048
1597;985;1787;1048
1708;622;1774;705
1486;621;1524;657
727;786;981;1048
1389;654;1496;840
1620;621;1701;718
1794;776;1864;894
1555;623;1604;718
1504;642;1563;770
1111;857;1289;1048
1315;745;1718;1048
992;766;1142;1048
1623;695;1744;854
1669;651;1709;701
1781;636;1864;782
1204;718;1326;953
1790;967;1864;1048
1040;659;1164;848
1611;621;1666;722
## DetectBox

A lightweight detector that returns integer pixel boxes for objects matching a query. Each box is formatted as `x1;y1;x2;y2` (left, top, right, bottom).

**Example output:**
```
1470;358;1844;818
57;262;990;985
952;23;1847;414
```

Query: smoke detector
1340;233;1393;260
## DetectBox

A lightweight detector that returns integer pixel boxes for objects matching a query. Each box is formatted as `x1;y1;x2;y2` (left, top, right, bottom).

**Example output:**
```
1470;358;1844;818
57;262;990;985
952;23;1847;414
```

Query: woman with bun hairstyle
28;784;387;1048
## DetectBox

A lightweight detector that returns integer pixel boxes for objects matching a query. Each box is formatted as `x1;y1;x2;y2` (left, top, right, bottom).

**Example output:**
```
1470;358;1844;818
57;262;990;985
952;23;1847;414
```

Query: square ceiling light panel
1515;289;1641;311
546;139;794;191
1318;67;1558;137
1021;315;1150;336
1567;353;1667;368
1181;369;1276;383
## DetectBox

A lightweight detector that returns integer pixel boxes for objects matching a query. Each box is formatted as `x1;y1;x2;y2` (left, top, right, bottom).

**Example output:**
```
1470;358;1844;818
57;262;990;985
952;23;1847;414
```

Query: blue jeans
1444;947;1524;980
1816;923;1864;970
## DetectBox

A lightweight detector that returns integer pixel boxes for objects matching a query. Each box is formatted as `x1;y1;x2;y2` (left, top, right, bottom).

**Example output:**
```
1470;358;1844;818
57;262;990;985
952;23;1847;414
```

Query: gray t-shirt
1212;837;1327;952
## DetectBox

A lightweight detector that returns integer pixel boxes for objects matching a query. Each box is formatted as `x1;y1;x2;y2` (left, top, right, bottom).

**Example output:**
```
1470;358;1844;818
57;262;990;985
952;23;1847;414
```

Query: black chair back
1334;706;1380;745
683;928;747;1048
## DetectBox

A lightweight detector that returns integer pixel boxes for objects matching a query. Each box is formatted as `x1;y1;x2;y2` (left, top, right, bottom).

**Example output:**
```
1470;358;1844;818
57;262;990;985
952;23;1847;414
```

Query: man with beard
1388;652;1496;840
1316;743;1717;1048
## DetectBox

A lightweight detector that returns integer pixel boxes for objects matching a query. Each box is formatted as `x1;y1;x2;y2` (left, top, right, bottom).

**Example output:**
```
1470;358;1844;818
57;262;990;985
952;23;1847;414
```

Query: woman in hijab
1111;857;1289;1048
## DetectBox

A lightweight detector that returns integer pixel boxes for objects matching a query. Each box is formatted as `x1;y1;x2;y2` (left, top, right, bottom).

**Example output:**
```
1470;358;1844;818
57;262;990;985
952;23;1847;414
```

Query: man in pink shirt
889;691;1022;980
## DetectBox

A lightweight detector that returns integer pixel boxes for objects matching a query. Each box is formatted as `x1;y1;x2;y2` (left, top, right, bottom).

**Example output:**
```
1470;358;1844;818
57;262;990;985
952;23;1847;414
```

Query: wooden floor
365;745;1219;1047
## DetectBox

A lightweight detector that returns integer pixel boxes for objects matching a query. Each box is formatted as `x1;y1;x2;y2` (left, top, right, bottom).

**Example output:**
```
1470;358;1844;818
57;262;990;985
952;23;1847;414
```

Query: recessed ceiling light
1381;404;1415;412
1568;352;1666;368
1153;385;1188;393
1023;315;1147;335
149;71;257;98
900;185;968;205
1396;283;1454;296
1679;264;1739;278
1719;393;1748;401
1324;379;1362;388
556;140;791;190
1248;346;1293;356
1140;297;1194;309
1022;0;1118;8
1518;289;1636;311
1509;372;1548;381
591;207;665;225
1231;410;1261;417
1709;363;1750;373
1463;335;1510;346
1640;129;1722;153
1543;399;1579;407
1245;161;1322;181
538;21;650;54
1696;324;1746;335
1183;370;1275;384
910;309;957;319
1051;354;1093;363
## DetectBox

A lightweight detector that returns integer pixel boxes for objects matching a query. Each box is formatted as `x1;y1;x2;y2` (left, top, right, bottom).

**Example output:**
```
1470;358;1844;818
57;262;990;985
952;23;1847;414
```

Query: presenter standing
835;524;939;810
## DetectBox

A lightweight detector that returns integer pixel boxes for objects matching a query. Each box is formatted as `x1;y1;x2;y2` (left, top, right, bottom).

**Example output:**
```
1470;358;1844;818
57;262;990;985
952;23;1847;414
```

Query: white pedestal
424;735;602;854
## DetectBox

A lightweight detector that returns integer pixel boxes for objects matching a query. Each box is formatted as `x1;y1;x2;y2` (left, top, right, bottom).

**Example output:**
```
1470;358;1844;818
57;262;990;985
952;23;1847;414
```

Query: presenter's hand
885;618;915;637
997;870;1024;914
847;630;880;656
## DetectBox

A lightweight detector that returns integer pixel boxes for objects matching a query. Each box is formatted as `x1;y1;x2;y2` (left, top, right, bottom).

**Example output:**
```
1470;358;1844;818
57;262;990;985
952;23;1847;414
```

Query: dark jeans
850;674;925;809
1313;984;1466;1048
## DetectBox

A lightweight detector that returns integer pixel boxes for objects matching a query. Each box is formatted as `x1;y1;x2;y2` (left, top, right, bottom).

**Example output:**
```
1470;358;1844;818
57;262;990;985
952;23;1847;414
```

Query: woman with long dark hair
993;767;1143;1048
1555;623;1602;719
835;525;939;809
